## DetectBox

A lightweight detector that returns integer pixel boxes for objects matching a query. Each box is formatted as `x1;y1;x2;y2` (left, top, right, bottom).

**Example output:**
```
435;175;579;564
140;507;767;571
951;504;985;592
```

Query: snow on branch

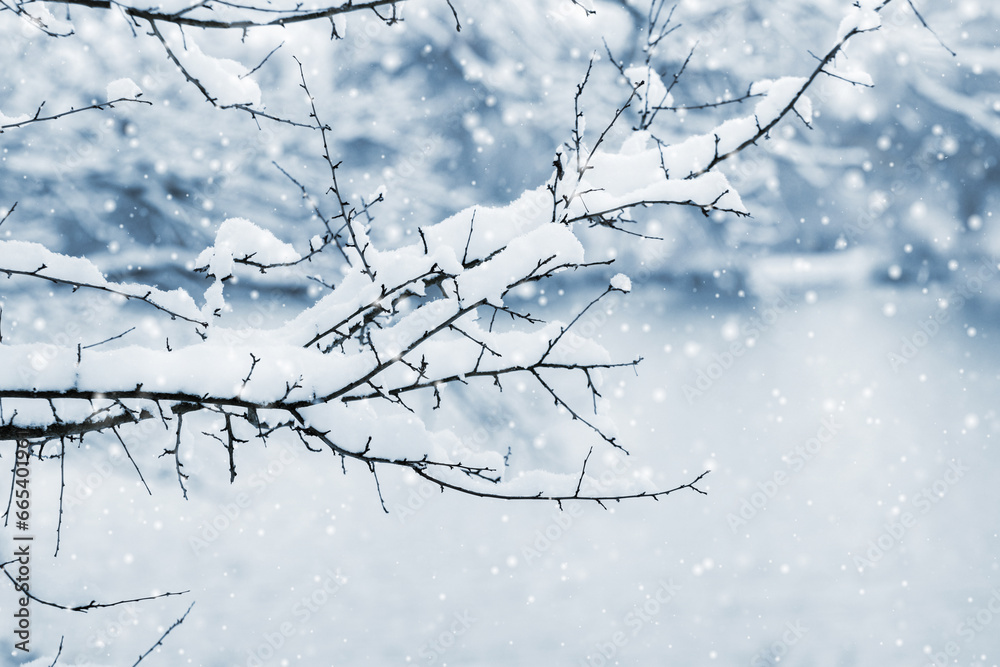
0;0;899;510
597;0;896;190
2;0;432;128
0;240;207;326
0;0;74;36
676;0;891;178
0;120;714;505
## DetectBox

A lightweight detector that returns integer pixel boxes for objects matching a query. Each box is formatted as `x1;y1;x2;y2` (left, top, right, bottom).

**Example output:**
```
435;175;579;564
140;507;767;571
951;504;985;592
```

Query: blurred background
1;0;998;664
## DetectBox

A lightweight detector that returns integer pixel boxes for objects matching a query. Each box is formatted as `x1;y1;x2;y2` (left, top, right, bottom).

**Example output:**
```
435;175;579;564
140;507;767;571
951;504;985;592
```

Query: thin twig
48;636;65;667
54;439;65;556
413;467;711;504
0;561;189;612
0;99;151;133
0;201;16;227
689;0;896;177
905;0;956;56
81;327;136;350
112;426;152;495
444;0;461;31
132;601;195;666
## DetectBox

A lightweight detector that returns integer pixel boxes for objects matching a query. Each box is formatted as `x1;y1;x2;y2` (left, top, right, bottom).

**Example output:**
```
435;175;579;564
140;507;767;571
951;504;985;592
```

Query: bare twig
905;0;956;56
241;40;284;79
112;426;153;495
444;0;461;31
48;636;65;667
412;467;711;505
132;602;195;666
0;561;189;611
0;201;16;227
55;439;65;556
0;99;151;133
293;56;375;279
81;327;136;350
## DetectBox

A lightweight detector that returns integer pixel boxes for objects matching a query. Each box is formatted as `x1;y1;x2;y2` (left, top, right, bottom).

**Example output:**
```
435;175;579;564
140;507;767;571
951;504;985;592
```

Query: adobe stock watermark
840;127;957;248
683;290;795;404
888;254;1000;371
245;568;347;667
521;454;633;564
64;602;142;665
14;292;117;386
61;418;162;513
521;503;584;565
393;410;511;524
384;90;482;188
922;586;1000;667
579;578;681;667
851;460;968;572
9;439;32;653
417;610;476;664
539;240;673;366
749;620;809;666
727;413;842;533
190;444;301;555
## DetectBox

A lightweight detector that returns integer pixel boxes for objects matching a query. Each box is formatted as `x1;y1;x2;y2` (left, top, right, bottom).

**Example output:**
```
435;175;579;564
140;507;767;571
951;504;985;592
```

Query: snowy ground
5;279;998;666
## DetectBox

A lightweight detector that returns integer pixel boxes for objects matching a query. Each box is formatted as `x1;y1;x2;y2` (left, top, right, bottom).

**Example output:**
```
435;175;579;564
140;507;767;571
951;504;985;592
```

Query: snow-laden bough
0;0;892;510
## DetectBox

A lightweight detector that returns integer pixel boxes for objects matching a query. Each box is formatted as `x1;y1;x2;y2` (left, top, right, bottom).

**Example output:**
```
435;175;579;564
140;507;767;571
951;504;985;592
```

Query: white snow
456;223;586;304
748;77;810;129
836;0;882;41
195;217;301;280
19;3;74;36
106;77;142;102
611;75;813;184
625;65;673;110
610;273;632;292
162;29;262;107
0;109;31;127
0;240;202;324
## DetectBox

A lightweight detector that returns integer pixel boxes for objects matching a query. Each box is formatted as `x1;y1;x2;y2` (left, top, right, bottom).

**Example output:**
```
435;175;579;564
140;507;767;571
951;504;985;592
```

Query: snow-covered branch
0;240;207;327
0;0;896;510
0;122;717;504
1;0;431;127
